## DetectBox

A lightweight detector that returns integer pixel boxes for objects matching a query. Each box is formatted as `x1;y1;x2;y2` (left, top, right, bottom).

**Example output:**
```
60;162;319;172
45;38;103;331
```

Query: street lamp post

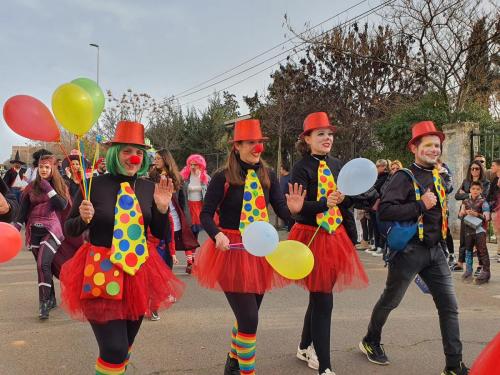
89;43;99;85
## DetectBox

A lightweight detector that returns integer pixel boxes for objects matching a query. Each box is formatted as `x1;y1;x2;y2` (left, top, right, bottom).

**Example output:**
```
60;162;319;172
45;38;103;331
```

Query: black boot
39;301;50;320
48;294;57;310
224;354;240;375
48;287;57;310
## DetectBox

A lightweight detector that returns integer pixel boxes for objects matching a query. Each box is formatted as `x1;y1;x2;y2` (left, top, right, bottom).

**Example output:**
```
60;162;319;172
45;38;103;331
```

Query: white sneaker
372;248;384;257
150;311;160;321
320;369;336;375
297;344;319;370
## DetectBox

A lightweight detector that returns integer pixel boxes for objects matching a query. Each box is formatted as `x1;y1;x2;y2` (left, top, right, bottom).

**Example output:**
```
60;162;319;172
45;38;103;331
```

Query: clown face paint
236;140;264;165
190;163;200;174
119;146;144;176
411;135;441;168
305;128;334;155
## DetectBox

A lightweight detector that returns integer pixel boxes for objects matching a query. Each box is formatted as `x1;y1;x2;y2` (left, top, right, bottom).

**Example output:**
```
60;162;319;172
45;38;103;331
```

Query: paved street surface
1;232;500;375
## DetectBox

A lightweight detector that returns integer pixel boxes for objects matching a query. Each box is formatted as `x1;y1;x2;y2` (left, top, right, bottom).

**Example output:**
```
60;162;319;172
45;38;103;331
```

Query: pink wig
180;154;209;184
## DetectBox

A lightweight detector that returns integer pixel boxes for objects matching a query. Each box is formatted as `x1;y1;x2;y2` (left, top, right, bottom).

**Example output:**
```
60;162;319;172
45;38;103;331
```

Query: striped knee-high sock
124;346;132;368
95;357;125;375
235;332;256;375
229;322;238;360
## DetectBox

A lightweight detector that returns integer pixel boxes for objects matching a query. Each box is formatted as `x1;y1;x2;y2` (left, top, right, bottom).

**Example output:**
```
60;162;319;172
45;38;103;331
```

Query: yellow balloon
265;240;314;280
52;83;94;136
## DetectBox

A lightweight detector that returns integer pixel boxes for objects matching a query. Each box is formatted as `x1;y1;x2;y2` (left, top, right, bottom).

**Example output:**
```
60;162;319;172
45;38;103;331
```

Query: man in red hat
359;121;468;375
93;157;107;176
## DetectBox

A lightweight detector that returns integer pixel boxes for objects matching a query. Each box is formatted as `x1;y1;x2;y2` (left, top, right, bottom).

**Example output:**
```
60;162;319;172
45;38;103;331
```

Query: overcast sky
0;0;379;162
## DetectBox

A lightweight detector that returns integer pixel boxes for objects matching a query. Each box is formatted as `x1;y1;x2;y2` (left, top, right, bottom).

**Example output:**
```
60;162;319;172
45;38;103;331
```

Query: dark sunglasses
471;167;481;171
477;160;485;163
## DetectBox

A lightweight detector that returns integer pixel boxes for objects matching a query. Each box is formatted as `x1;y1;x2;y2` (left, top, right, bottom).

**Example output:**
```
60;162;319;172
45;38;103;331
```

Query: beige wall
441;122;479;236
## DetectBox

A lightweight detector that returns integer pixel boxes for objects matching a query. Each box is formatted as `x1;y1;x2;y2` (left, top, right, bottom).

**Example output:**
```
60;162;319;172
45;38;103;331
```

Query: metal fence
470;130;500;165
470;130;500;243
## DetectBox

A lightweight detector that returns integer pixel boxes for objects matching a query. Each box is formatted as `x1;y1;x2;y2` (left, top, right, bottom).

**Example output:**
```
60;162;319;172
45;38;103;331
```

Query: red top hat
301;112;337;137
231;119;269;142
407;121;445;149
106;121;150;148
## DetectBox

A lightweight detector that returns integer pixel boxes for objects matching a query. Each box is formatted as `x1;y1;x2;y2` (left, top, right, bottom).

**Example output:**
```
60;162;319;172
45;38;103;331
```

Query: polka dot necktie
239;169;269;234
316;160;342;234
110;182;149;276
432;168;448;239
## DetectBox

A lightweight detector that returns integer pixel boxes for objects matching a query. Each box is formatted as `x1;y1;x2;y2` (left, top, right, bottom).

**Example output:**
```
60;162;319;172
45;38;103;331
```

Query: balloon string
76;138;87;200
58;142;85;199
80;139;90;198
307;225;322;247
88;142;99;200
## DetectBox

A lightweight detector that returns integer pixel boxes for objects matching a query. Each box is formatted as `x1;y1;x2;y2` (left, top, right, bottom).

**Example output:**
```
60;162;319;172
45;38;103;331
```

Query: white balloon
337;158;377;196
242;221;279;257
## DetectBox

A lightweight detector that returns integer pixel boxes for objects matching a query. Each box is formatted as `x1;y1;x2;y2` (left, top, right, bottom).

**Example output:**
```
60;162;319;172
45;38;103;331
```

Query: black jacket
379;163;444;247
0;178;19;222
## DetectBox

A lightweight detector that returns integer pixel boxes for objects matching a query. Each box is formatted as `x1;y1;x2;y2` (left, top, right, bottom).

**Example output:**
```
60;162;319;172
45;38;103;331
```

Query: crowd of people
1;114;499;375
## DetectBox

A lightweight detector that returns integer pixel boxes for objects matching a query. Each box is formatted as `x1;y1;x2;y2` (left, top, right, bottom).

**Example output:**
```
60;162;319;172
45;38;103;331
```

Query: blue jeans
365;241;463;367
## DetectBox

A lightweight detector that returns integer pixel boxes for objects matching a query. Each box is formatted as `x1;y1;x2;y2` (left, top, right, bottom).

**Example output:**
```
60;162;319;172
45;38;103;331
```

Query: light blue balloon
337;158;377;196
242;221;279;257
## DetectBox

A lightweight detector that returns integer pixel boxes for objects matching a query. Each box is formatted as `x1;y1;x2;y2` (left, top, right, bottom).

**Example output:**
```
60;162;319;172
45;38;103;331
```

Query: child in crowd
458;181;491;284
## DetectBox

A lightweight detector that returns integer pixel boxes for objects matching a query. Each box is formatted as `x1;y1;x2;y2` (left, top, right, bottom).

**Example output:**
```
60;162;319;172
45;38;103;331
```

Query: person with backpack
359;121;469;375
193;118;305;375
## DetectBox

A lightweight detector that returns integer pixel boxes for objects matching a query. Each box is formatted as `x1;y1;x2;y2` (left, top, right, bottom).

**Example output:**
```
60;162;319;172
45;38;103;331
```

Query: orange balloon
0;223;23;263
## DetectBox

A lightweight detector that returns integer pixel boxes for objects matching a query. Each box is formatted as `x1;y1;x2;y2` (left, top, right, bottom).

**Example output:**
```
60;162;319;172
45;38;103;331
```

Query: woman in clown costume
60;121;184;375
193;118;305;375
290;112;368;375
180;153;211;271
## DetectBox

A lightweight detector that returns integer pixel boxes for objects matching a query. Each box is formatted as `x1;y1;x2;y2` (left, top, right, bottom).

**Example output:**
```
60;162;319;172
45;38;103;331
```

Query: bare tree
383;0;499;111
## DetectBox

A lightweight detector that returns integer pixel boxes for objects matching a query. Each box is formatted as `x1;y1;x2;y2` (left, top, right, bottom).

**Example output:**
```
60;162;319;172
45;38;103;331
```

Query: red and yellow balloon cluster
3;77;104;140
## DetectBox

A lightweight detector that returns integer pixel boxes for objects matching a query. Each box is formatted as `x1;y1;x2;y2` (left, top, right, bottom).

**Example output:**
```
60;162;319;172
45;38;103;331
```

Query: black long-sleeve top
200;159;293;240
455;178;490;201
289;154;357;237
379;163;443;247
487;176;499;210
17;181;68;225
0;178;18;222
65;173;168;248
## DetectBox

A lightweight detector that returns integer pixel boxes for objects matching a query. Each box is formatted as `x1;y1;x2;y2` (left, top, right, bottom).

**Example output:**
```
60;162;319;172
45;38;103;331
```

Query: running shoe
296;344;319;370
441;362;469;374
359;338;390;365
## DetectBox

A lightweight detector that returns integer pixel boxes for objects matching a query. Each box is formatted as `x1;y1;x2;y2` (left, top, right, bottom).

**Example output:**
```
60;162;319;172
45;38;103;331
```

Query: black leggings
224;292;264;334
361;216;373;242
90;318;143;364
30;226;59;302
300;292;334;373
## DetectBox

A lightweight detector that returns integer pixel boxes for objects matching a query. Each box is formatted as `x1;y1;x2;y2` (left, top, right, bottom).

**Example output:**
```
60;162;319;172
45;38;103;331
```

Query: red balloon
3;95;60;142
0;222;22;263
470;331;500;374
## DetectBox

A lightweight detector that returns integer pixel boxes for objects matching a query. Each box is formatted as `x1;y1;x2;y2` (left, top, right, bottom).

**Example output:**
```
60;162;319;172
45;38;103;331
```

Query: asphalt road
1;233;500;375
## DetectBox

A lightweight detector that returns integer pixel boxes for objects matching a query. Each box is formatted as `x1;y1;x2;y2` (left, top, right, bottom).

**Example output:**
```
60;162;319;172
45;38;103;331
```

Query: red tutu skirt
288;223;369;293
188;200;203;226
59;242;185;323
193;228;290;293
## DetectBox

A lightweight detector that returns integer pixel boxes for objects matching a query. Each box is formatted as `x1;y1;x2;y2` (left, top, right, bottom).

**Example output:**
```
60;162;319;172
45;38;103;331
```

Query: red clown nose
253;143;264;153
129;155;141;165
